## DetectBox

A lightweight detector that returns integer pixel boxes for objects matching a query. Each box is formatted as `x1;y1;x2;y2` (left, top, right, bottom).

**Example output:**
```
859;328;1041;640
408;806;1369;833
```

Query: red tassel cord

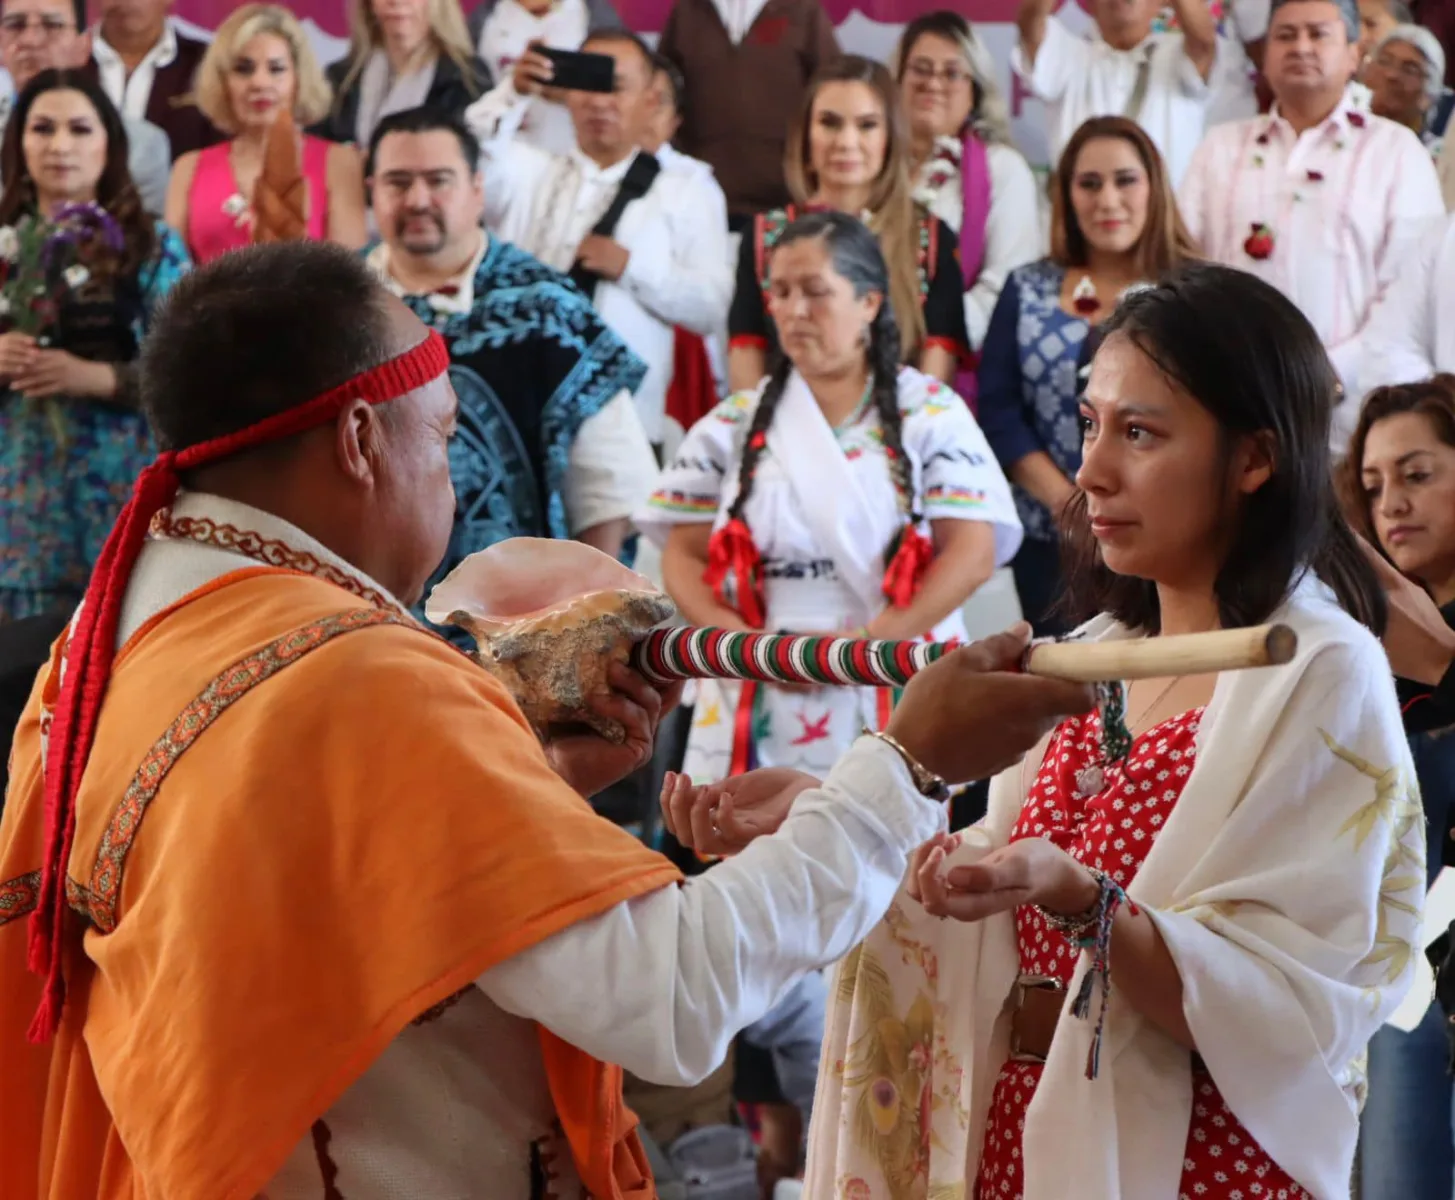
881;522;934;609
704;518;766;629
24;330;450;1044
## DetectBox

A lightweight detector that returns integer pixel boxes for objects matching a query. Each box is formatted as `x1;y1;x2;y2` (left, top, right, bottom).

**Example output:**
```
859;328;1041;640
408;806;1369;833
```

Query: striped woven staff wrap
631;627;949;688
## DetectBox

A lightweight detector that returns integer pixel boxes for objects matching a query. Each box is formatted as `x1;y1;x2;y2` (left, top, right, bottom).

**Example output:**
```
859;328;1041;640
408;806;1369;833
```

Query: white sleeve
1176;133;1216;247
619;169;734;337
965;146;1042;352
562;390;660;533
1439;138;1455;212
464;77;546;231
906;373;1025;566
1011;16;1089;102
1326;135;1445;440
477;737;946;1086
1357;219;1442;395
1172;30;1219;95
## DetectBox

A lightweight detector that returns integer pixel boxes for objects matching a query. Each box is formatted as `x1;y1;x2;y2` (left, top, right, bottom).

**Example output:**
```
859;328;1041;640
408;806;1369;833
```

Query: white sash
764;372;898;624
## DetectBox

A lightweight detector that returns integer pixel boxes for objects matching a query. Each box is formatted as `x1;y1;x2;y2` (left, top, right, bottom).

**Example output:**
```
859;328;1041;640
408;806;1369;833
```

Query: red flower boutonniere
1244;222;1275;261
1305;169;1324;182
1348;111;1367;128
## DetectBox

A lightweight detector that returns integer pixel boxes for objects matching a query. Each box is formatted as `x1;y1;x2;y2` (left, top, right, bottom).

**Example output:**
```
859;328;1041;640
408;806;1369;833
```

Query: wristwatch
864;729;951;802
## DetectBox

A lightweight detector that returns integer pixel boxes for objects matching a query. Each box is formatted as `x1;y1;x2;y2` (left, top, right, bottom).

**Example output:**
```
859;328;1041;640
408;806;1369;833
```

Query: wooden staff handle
1024;624;1297;683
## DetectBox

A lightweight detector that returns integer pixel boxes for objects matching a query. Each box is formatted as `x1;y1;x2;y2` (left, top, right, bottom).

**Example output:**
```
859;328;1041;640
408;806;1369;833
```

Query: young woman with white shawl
662;262;1424;1200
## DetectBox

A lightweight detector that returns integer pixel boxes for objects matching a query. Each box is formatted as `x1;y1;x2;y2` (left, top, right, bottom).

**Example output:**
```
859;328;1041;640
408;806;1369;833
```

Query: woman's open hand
915;836;1098;923
660;766;820;856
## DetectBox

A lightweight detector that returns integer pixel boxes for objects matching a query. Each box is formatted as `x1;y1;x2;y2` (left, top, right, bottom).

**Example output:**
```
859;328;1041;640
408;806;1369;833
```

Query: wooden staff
1025;624;1297;682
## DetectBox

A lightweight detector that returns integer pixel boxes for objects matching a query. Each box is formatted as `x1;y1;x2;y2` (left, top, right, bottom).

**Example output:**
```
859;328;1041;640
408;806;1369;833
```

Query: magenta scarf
955;131;992;410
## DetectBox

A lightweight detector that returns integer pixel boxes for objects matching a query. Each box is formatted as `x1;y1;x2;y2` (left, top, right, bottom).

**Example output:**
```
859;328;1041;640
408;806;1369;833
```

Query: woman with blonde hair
166;5;368;264
320;0;492;149
895;10;1040;381
978;115;1199;633
727;55;970;392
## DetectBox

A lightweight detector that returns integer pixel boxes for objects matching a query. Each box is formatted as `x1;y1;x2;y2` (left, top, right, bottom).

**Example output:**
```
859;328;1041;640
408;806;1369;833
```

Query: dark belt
1010;975;1066;1063
1010;974;1208;1071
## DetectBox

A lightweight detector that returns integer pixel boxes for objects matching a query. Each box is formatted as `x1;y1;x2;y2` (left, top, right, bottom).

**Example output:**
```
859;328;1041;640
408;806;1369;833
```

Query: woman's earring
860;325;872;348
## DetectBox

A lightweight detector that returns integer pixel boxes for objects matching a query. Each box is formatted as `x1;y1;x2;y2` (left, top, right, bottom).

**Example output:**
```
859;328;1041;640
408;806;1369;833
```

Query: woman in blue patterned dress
976;116;1198;634
0;71;190;622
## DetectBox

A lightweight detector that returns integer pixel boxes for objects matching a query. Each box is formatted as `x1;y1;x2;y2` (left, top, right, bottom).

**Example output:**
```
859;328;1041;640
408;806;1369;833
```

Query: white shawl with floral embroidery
803;577;1423;1200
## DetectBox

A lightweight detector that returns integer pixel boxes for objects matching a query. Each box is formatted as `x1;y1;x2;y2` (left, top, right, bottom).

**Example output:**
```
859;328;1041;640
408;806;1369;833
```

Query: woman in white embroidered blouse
896;11;1042;364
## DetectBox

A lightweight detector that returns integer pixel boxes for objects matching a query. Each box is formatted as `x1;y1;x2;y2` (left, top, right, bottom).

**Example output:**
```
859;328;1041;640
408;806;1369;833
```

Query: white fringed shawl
803;578;1424;1200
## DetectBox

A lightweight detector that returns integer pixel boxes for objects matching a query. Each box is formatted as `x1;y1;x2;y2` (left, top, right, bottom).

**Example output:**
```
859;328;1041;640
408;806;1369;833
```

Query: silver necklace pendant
1075;763;1106;798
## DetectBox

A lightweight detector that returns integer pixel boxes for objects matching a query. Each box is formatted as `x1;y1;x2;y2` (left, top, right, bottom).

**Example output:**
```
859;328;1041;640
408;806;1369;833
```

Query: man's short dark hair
651;51;685;120
581;27;656;76
140;243;399;453
366;105;481;180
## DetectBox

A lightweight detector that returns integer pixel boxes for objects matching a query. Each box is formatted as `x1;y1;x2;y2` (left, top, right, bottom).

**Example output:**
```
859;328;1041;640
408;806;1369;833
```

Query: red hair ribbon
882;523;934;609
704;517;765;629
25;330;451;1043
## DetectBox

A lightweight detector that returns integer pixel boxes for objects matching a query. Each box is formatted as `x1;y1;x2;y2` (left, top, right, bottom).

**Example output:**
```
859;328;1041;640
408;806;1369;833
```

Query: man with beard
364;105;656;636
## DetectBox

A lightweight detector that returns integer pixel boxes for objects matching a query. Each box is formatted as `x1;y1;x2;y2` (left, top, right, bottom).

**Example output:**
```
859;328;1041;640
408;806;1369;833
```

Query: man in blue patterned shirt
364;105;656;634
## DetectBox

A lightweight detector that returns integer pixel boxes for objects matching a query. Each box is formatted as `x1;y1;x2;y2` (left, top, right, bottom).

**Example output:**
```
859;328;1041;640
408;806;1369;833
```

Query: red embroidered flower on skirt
1243;222;1275;260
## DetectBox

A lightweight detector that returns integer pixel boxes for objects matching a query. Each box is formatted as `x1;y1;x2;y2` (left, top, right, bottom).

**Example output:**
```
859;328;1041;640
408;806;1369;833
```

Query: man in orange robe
0;243;1092;1199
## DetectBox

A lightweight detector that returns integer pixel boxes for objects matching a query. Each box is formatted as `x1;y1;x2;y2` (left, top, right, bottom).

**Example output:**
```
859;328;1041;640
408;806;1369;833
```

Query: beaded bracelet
1037;869;1127;1080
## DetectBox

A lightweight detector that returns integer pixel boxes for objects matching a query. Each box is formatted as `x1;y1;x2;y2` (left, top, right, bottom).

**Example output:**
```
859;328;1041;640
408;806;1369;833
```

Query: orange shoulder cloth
0;569;680;1199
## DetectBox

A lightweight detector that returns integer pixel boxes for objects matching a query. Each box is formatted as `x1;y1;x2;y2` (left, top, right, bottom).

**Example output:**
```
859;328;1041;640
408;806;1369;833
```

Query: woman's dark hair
0;69;154;276
1050;115;1199;281
1062;261;1387;634
1340;374;1455;550
728;211;917;534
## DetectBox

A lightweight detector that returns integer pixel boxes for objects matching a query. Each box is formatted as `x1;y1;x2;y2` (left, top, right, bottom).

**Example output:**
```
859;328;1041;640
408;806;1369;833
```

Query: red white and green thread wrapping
631;627;947;688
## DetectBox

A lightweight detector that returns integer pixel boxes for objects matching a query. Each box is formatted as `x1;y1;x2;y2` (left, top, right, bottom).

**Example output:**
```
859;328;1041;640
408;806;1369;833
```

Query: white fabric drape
805;577;1423;1200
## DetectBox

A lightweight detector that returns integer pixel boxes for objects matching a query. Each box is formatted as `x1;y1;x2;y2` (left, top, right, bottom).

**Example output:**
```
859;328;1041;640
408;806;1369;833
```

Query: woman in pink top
165;4;368;264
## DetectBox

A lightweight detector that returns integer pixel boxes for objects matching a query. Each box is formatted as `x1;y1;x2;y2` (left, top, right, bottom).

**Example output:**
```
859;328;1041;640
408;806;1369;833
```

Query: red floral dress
973;708;1312;1200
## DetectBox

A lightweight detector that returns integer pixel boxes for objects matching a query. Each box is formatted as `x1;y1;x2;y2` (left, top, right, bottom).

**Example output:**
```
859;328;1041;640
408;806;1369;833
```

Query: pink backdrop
170;0;1027;40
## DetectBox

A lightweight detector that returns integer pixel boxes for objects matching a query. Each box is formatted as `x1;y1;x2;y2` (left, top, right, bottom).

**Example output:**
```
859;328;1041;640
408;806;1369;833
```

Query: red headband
25;330;450;1042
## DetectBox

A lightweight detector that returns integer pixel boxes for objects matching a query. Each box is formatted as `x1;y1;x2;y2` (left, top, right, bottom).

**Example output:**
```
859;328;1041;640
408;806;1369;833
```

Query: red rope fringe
705;517;765;629
882;523;934;609
24;330;449;1043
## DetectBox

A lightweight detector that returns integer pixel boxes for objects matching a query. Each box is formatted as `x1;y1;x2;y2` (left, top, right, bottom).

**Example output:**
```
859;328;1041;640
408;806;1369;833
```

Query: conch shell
425;539;677;742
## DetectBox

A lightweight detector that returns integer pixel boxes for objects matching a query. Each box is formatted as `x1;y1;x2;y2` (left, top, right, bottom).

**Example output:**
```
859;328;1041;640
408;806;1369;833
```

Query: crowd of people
0;0;1453;1195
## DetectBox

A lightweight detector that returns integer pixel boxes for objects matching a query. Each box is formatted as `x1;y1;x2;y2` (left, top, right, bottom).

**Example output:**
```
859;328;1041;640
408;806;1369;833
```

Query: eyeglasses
0;14;75;37
1374;51;1432;84
905;58;971;85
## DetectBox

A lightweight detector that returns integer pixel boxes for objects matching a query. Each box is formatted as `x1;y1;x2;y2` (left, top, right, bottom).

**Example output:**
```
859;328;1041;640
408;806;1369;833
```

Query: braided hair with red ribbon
705;212;935;627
